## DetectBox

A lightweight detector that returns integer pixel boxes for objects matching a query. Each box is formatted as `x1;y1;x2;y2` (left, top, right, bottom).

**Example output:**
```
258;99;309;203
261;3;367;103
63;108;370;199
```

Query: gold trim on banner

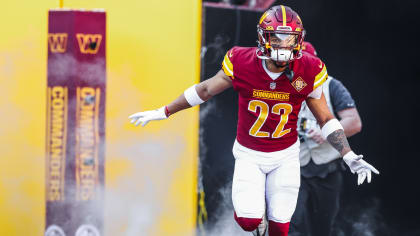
76;87;100;201
76;87;81;201
46;87;51;201
94;88;100;186
62;87;67;200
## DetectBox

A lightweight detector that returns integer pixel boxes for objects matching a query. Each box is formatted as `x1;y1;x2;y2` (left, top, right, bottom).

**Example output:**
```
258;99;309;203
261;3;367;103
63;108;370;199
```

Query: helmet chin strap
284;63;294;82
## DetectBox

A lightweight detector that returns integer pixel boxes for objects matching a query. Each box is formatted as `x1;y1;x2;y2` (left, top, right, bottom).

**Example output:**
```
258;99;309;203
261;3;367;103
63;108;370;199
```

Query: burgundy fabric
269;220;290;236
234;212;262;232
47;10;106;235
225;46;325;152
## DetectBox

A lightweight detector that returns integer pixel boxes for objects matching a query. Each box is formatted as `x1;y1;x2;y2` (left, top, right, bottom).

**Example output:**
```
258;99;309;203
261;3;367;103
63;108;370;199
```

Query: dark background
199;1;420;235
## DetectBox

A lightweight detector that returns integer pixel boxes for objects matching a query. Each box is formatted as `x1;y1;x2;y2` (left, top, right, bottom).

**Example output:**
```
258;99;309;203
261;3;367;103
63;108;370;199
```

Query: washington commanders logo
48;33;68;53
292;77;307;92
76;34;102;54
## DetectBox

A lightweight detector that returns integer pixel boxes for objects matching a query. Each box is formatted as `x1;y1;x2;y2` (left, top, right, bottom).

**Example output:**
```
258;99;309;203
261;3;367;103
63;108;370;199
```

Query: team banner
46;9;106;236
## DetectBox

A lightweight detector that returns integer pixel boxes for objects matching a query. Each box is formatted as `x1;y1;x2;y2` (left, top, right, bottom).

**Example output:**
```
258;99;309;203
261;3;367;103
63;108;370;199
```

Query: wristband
184;84;205;106
321;118;343;139
164;106;171;117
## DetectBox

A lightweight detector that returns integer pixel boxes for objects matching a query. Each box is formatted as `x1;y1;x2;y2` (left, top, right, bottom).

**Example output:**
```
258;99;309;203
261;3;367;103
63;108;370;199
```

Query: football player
129;5;379;236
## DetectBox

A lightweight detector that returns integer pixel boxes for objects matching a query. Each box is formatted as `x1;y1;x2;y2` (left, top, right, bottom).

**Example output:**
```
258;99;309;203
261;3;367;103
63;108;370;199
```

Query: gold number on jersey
248;100;270;137
271;103;293;138
248;100;293;138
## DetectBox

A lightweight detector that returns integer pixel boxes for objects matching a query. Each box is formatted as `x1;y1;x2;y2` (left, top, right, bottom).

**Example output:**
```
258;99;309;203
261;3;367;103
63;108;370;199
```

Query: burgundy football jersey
222;47;328;152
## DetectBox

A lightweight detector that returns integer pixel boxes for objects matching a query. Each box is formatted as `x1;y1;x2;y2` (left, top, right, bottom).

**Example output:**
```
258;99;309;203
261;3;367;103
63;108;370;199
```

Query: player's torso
229;47;319;152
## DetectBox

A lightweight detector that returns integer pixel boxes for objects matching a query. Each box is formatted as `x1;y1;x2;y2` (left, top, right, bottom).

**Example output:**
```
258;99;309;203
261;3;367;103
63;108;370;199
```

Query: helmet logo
266;26;274;30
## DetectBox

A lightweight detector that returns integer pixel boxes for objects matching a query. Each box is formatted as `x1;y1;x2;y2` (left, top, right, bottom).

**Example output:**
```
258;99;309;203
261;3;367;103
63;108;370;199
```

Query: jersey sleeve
307;84;323;99
221;48;235;79
313;60;328;90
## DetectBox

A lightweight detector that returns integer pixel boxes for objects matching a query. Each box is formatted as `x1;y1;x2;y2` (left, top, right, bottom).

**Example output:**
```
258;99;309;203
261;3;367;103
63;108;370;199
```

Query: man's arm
167;69;232;116
305;107;362;144
305;93;351;156
129;70;232;126
306;94;379;185
330;77;362;137
337;108;362;137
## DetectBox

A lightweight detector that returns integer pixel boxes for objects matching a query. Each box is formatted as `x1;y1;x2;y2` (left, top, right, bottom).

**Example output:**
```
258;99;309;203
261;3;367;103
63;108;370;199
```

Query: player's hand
128;106;168;127
343;151;380;185
306;127;325;144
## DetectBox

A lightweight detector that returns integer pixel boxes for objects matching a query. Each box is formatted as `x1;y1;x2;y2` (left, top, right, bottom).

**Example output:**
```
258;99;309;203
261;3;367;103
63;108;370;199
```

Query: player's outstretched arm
129;70;232;127
306;94;379;185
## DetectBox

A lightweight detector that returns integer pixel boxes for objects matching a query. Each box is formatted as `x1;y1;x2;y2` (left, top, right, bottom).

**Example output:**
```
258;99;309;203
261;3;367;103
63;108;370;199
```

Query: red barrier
46;9;106;236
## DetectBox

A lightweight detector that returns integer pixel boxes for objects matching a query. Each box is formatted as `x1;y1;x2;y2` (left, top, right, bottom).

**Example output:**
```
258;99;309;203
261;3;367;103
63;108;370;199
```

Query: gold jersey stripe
222;53;234;78
313;74;328;90
313;66;328;90
314;65;327;84
281;5;286;26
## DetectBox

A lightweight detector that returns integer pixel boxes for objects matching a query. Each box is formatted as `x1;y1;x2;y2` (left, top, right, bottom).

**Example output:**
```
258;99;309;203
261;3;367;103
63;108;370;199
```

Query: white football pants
232;139;301;223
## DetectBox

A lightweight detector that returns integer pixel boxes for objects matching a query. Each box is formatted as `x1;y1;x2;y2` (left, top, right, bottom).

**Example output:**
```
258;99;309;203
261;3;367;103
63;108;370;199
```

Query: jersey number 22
248;100;292;138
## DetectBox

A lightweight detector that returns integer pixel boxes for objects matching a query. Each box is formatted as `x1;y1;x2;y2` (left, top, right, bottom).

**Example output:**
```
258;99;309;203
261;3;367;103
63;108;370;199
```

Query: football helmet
256;5;305;62
302;41;317;56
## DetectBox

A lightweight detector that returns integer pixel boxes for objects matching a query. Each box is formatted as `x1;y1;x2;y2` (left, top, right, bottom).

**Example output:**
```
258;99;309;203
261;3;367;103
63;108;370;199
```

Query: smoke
103;64;186;235
204;182;249;236
48;54;105;84
332;198;385;236
43;53;187;235
331;197;414;236
201;186;416;236
0;51;28;132
53;133;181;236
0;48;46;235
103;135;183;236
1;29;196;235
199;99;218;163
198;100;249;236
